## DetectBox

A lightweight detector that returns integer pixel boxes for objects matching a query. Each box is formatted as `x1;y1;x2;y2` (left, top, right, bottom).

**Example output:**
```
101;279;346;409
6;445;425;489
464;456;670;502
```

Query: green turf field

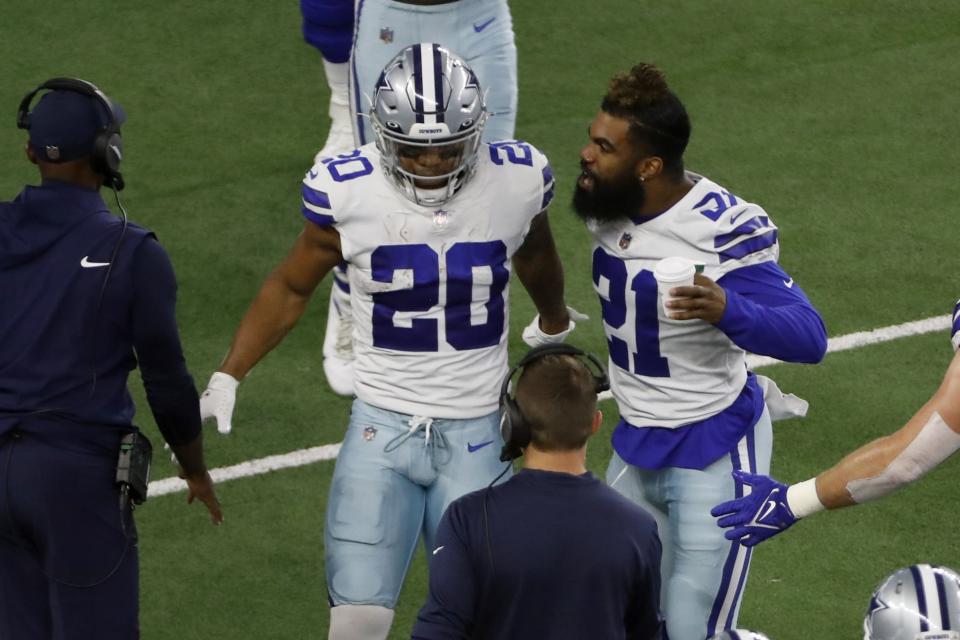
3;1;959;637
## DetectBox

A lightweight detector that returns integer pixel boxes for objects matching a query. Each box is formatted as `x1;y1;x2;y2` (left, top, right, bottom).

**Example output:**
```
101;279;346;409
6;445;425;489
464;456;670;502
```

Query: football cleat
370;42;487;206
864;564;960;640
709;630;771;640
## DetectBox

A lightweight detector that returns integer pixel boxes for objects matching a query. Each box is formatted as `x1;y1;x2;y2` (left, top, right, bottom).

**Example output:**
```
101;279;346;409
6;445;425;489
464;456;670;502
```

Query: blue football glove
951;298;960;352
710;470;799;547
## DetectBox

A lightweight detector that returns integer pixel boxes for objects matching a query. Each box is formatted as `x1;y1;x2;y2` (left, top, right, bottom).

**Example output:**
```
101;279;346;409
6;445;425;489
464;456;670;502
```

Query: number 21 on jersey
593;248;670;378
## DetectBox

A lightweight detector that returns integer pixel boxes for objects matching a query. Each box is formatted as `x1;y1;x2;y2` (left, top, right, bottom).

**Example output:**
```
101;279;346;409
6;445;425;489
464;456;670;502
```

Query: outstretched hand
181;469;224;525
710;470;798;547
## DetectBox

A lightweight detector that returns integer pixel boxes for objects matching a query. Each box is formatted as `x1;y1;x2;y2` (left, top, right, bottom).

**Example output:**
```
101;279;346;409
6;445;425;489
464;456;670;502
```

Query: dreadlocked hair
601;63;691;177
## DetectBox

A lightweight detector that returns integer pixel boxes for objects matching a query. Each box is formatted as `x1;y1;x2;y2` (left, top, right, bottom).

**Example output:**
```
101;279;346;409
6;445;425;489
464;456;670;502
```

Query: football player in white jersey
572;63;828;640
201;44;576;640
713;300;960;547
301;0;518;397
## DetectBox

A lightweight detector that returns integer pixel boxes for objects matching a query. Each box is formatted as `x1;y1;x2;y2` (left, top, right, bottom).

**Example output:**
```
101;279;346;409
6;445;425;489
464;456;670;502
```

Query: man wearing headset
412;345;664;640
0;79;222;639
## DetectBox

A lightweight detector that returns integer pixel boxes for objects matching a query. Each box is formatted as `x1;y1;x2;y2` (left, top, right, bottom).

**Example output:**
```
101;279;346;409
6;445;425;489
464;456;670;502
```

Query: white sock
323;59;350;114
328;604;394;640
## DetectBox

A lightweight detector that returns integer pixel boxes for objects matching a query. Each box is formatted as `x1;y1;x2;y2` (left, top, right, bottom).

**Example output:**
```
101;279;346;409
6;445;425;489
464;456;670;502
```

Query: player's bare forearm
220;223;343;379
219;274;313;378
513;211;569;333
815;350;960;509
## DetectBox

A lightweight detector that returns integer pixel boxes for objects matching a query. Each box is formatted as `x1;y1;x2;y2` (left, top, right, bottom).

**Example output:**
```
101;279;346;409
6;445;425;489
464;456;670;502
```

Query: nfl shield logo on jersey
379;27;394;44
619;232;632;250
362;426;377;441
433;209;449;226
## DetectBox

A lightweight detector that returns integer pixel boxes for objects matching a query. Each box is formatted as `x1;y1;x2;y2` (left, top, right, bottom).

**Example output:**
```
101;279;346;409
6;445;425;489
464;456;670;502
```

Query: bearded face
572;159;646;224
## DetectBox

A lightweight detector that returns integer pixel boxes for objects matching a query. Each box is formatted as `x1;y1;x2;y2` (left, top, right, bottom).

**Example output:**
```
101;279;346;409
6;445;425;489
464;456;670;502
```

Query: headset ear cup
103;132;122;173
92;130;122;173
498;396;527;462
91;130;124;190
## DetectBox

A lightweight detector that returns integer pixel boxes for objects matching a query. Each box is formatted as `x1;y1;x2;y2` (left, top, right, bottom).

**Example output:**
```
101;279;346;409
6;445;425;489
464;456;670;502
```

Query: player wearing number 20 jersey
303;140;552;419
200;45;573;640
575;63;826;640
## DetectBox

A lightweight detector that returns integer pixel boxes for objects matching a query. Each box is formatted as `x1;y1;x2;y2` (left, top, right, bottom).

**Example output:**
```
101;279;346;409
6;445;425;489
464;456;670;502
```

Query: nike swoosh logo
81;256;110;268
473;17;496;32
758;499;778;523
467;440;494;453
783;278;795;288
433;546;445;555
729;209;751;225
308;169;318;179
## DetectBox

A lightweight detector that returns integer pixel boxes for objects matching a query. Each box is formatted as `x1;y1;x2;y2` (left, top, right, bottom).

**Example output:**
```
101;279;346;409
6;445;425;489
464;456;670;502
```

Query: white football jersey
589;174;779;428
302;141;554;418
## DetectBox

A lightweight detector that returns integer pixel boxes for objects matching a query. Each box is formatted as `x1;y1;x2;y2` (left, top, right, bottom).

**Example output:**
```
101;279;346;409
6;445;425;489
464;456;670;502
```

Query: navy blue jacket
0;180;200;452
412;469;664;640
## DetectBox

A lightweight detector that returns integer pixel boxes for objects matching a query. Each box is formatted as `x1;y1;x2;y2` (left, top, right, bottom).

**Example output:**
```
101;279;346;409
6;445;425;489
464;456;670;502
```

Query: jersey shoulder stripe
718;228;778;263
301;183;335;226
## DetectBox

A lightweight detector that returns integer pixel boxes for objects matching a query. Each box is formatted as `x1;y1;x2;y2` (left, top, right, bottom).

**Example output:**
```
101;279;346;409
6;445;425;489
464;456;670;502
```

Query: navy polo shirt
412;468;664;640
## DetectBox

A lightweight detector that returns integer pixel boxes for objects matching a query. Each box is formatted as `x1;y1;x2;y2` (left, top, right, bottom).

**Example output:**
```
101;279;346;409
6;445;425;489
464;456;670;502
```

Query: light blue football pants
325;399;509;608
349;0;517;145
607;408;773;640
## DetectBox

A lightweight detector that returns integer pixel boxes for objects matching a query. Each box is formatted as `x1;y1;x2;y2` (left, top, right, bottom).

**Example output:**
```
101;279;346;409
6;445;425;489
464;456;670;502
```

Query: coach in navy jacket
0;81;222;639
412;348;664;640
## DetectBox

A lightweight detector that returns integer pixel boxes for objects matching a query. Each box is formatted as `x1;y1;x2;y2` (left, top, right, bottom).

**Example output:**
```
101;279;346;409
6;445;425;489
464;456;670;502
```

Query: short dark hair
601;63;691;177
515;354;598;452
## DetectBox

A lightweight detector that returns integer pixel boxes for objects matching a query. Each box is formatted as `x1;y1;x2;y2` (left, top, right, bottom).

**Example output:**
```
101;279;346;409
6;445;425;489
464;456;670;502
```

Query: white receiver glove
522;306;589;347
200;372;240;435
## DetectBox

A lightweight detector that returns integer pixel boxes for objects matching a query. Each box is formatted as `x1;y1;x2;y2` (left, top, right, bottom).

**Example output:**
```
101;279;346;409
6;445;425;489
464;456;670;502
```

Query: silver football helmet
864;565;960;640
369;42;487;206
709;630;771;640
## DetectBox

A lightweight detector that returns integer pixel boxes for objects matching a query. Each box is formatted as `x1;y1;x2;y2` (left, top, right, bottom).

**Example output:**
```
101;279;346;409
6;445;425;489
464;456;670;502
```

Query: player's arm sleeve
300;0;354;63
714;261;827;363
626;522;665;640
411;504;477;640
130;238;202;446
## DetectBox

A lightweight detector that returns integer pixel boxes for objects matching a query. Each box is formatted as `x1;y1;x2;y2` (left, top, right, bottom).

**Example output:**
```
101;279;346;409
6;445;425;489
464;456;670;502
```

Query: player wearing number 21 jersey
198;44;575;639
574;63;827;640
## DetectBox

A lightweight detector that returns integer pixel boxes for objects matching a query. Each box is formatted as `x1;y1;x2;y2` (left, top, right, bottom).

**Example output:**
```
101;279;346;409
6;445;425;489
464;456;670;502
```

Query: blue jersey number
323;150;374;182
489;141;533;167
593;248;670;377
371;241;508;352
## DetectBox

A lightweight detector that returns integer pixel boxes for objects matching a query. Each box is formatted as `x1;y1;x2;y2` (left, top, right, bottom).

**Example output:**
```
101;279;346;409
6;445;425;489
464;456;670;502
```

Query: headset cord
87;187;129;400
1;434;134;589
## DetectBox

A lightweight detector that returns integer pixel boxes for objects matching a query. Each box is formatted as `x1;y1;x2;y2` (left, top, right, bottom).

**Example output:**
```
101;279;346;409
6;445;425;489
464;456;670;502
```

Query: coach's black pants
0;430;138;639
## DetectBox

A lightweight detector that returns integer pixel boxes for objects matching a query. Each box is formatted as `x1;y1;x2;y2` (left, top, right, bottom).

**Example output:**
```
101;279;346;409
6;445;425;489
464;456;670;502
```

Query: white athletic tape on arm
786;478;824;518
846;411;960;504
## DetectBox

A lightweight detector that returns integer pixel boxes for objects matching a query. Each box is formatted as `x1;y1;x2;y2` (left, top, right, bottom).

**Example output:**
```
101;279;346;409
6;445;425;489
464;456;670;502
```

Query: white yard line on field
150;313;953;498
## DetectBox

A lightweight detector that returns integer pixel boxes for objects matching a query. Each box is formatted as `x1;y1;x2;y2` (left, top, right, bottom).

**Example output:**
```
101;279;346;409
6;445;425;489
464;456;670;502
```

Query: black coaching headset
17;77;125;191
498;343;610;462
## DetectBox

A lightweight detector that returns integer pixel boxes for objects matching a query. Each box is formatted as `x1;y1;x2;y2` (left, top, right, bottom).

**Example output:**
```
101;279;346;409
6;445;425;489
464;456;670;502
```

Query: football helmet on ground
370;42;487;206
864;564;960;640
